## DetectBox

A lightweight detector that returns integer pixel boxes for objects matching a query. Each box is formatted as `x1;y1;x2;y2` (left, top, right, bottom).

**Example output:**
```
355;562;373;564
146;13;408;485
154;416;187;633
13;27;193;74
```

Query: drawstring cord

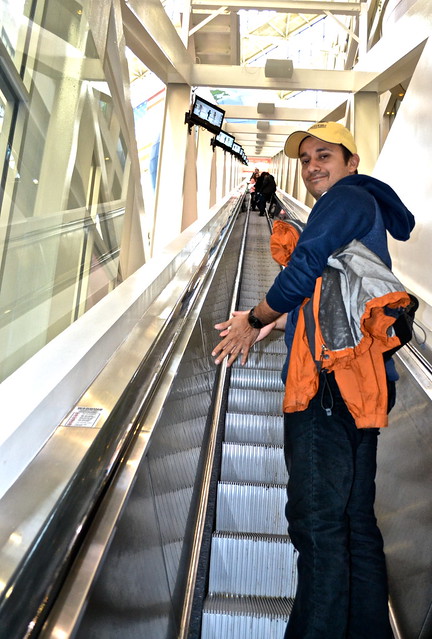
320;369;333;416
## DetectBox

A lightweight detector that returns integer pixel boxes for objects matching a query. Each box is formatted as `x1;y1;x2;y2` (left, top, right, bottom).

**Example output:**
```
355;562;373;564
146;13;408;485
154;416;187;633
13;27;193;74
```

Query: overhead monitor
186;94;225;134
215;130;235;150
232;142;241;155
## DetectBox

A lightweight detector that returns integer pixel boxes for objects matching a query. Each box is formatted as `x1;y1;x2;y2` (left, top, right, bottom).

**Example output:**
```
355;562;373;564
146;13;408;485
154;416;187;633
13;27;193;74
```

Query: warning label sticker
64;407;104;428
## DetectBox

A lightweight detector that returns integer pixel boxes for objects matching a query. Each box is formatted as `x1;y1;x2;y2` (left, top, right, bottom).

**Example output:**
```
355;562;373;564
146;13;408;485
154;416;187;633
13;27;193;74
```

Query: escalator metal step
227;388;283;415
208;532;297;598
230;368;284;391
240;294;276;309
224;413;283;445
250;336;286;355
201;594;292;639
221;442;288;484
232;351;286;370
200;214;298;638
216;482;287;535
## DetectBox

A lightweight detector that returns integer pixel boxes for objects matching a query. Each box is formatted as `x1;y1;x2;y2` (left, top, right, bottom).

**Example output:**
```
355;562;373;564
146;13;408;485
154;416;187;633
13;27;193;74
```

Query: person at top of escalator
255;171;277;216
211;122;415;639
249;167;260;210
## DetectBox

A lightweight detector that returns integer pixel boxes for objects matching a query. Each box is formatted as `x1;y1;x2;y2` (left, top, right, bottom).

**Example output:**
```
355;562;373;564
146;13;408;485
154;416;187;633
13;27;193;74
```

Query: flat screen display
190;95;225;134
232;142;241;155
216;130;234;149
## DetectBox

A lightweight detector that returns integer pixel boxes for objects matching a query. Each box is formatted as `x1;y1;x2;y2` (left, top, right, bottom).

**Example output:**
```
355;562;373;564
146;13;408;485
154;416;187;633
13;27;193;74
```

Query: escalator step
221;442;288;484
227;388;283;415
249;335;287;355
230;367;284;391
208;532;297;598
232;351;286;370
201;594;292;639
216;482;288;535
224;412;283;445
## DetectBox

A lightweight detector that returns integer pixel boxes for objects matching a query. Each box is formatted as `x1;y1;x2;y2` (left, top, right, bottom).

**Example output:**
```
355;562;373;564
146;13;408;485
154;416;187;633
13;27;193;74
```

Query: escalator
2;192;432;639
69;202;432;639
72;208;297;639
201;212;296;637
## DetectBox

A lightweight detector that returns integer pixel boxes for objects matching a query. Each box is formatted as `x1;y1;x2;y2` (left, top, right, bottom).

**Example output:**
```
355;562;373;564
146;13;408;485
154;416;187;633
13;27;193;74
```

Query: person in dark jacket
255;171;277;216
250;167;260;209
211;122;415;639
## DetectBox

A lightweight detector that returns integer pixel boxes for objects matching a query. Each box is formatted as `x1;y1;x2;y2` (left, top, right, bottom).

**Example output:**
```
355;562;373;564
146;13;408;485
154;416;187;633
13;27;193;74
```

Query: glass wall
127;50;166;232
0;0;134;382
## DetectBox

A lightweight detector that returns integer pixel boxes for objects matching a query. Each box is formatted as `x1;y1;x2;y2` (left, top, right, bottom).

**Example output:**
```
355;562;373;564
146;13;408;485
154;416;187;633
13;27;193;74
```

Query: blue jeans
284;371;393;639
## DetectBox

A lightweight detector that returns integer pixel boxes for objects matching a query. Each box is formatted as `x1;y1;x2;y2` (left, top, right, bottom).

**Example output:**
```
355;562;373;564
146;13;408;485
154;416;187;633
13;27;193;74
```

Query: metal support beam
223;105;330;121
349;91;380;174
190;64;378;91
324;10;359;42
122;0;193;85
191;1;362;16
189;6;228;35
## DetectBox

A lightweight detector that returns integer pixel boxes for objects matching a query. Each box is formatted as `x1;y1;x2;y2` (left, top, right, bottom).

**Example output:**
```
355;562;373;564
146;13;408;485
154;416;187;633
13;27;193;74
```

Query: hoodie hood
333;174;415;241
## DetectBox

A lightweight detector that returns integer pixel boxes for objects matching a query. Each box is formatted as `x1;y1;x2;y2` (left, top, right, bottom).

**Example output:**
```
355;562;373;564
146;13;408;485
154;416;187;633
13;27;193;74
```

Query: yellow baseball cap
284;122;357;158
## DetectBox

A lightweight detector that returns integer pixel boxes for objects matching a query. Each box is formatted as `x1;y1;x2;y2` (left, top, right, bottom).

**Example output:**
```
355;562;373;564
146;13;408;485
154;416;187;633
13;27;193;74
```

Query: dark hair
341;145;353;163
341;145;358;174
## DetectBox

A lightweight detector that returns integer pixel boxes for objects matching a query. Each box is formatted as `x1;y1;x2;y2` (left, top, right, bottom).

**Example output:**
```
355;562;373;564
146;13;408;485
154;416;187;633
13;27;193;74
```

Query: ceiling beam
324;10;359;42
355;41;426;93
122;0;193;85
224;126;306;139
234;131;290;139
189;6;228;36
188;64;378;91
223;105;330;121
191;1;362;16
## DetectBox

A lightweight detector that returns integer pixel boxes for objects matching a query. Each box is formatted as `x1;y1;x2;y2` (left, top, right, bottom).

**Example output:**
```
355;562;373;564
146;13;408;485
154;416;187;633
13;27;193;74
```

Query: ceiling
124;0;407;160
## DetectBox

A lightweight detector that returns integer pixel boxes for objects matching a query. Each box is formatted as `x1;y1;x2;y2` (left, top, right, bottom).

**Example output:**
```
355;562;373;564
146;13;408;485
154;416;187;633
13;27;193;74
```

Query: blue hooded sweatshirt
265;174;415;383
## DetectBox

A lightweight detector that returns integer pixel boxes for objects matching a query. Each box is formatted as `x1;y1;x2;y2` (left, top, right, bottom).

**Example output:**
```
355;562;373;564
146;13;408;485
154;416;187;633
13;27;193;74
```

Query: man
254;171;277;216
212;122;415;638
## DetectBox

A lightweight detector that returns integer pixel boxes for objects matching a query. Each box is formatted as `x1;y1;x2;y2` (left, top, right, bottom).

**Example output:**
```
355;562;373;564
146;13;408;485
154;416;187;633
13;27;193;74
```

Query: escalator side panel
74;214;249;638
376;361;432;639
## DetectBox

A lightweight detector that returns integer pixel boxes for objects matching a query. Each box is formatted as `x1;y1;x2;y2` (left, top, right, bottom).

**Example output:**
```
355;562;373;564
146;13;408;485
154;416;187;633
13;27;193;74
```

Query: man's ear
348;153;360;173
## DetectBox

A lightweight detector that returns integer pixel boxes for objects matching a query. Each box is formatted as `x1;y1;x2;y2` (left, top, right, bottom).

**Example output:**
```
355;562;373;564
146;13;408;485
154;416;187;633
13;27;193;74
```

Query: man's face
299;136;359;200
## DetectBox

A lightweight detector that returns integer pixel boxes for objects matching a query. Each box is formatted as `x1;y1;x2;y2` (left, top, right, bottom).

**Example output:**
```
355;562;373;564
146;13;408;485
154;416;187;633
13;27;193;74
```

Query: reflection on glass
0;1;130;382
0;100;4;134
127;49;165;225
0;0;28;69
